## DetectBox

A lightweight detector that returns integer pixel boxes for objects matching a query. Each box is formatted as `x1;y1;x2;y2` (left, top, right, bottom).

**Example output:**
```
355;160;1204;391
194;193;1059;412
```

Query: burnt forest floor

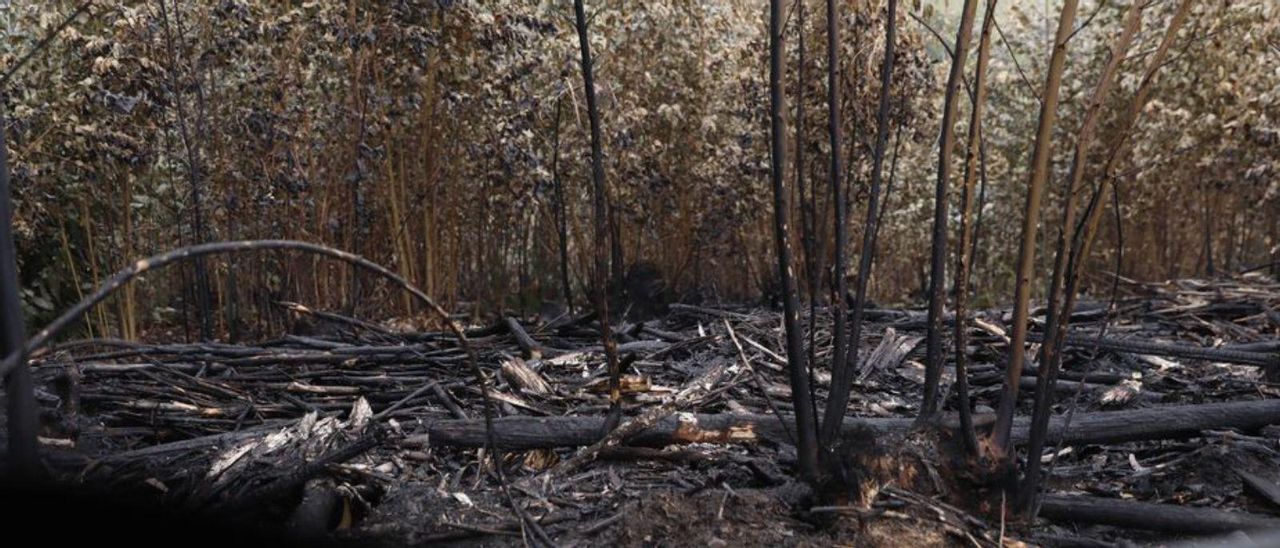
3;274;1280;547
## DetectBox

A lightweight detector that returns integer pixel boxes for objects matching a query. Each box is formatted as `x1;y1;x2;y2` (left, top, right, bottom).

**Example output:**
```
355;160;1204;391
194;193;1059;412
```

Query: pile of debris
9;274;1280;546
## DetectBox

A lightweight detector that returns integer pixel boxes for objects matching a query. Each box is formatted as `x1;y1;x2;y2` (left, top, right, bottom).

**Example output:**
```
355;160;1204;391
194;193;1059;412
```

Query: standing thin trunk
1202;186;1215;276
971;139;990;273
795;0;820;425
1022;0;1192;508
990;0;1080;451
0;5;94;477
768;0;819;479
573;0;623;432
1021;0;1145;503
1049;0;1194;457
920;0;980;420
610;202;624;292
1043;0;1192;438
552;98;572;312
951;0;997;456
0;116;38;478
822;0;897;446
345;3;369;317
158;0;212;341
824;0;851;450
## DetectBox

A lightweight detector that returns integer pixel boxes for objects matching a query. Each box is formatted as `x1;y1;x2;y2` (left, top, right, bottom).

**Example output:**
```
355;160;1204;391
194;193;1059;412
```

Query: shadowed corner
0;472;326;548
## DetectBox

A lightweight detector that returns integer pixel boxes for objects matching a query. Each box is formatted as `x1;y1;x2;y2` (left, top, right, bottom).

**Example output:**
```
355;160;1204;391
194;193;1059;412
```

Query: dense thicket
2;0;1276;339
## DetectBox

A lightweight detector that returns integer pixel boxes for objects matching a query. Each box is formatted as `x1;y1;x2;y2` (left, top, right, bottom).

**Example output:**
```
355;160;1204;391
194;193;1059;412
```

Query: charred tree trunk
990;0;1080;451
920;0;979;420
573;0;623;432
822;0;897;447
1028;0;1195;513
1038;495;1280;534
951;0;997;456
551;98;572;312
1022;0;1146;504
823;0;851;451
768;0;819;479
408;399;1280;451
795;0;821;431
0;116;38;478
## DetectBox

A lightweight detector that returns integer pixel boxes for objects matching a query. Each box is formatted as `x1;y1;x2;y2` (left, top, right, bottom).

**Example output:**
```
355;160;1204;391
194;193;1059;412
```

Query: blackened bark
410;399;1280;452
768;0;819;479
1038;495;1280;534
822;0;897;447
795;0;821;431
951;0;997;456
921;0;980;420
0;116;39;478
551;98;572;311
822;0;851;452
573;0;623;432
1022;0;1145;504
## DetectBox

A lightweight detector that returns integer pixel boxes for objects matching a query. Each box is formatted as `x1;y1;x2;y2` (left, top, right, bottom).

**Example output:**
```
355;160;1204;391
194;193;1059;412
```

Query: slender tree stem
920;0;980;420
573;0;623;433
822;0;851;450
991;0;1081;452
822;0;897;447
1022;0;1146;504
769;0;819;480
795;0;822;429
952;0;998;456
0;116;38;478
551;98;572;312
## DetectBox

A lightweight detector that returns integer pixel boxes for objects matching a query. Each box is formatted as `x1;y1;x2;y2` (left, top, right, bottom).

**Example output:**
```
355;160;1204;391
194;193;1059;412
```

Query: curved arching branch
0;240;501;458
0;238;544;538
2;240;466;372
0;239;496;461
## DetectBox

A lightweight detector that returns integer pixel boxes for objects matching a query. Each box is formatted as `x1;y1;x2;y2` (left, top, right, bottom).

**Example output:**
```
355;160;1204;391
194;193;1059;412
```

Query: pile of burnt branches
12;274;1280;545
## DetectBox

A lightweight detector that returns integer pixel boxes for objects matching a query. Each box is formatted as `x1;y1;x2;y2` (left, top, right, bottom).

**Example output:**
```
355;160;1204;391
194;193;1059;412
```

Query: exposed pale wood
544;357;731;476
499;355;552;395
857;328;923;382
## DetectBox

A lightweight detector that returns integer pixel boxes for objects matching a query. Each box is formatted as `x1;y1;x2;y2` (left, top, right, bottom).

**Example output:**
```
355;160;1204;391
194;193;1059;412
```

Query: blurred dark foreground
0;477;314;548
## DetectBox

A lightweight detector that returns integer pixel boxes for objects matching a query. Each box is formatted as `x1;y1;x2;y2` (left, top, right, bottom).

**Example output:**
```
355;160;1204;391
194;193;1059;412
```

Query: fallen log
1015;376;1163;404
1167;527;1280;548
1236;468;1280;509
969;367;1128;386
1026;331;1278;368
1038;494;1280;534
504;317;543;359
403;398;1280;450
